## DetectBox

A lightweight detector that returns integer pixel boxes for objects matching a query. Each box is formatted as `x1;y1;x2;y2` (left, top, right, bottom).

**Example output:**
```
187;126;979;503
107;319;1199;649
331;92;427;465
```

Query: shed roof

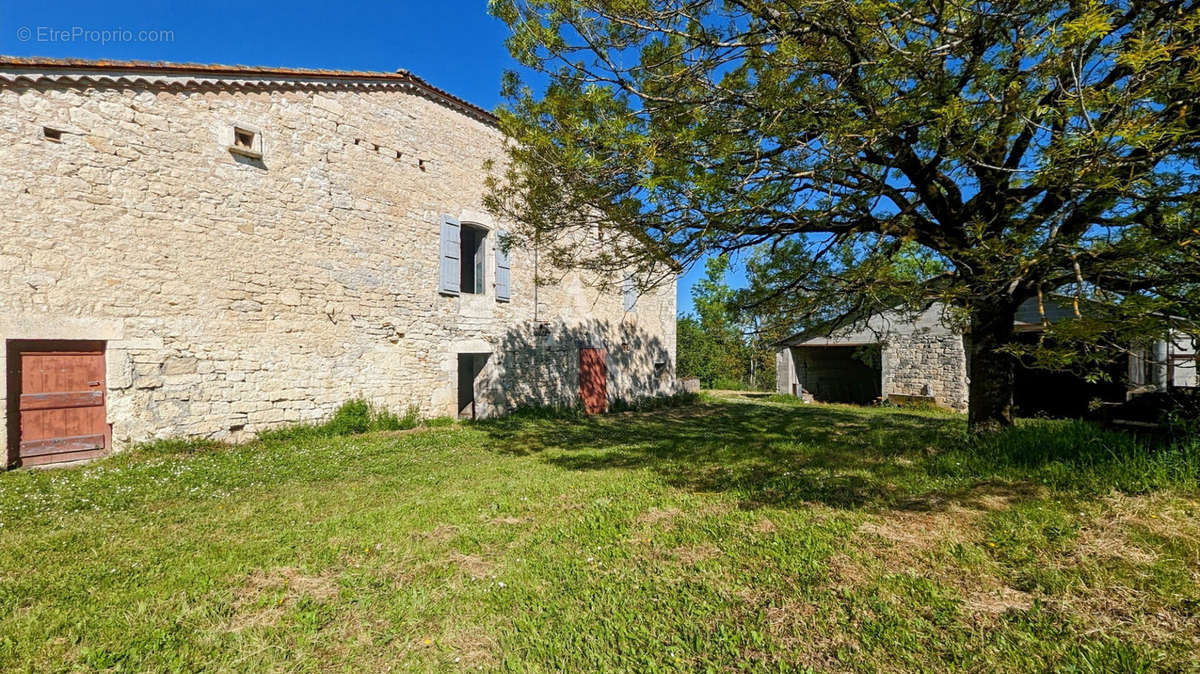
773;294;1186;349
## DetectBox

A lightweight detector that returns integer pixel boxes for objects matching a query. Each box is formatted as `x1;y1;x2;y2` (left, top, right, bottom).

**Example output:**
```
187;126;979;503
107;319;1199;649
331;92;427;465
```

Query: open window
459;224;487;295
440;216;502;297
233;128;255;151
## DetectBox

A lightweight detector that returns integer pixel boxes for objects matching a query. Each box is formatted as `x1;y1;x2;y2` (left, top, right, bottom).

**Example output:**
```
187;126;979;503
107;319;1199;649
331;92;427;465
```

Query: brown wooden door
580;348;607;414
8;341;108;467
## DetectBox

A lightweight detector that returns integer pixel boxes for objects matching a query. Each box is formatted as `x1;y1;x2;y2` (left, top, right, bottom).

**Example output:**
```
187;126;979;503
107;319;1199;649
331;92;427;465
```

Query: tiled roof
0;56;497;124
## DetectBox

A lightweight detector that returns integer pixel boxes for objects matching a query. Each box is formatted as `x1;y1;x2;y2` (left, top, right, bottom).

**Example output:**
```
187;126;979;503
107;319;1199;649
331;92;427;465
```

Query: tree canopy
485;0;1200;430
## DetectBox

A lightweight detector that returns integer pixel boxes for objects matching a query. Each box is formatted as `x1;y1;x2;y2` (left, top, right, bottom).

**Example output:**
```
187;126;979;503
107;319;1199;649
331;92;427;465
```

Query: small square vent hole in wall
229;126;262;159
234;128;254;149
43;126;62;142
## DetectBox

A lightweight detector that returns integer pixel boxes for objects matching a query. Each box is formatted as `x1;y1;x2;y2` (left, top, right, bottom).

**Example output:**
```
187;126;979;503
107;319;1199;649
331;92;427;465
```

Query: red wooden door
580;348;607;414
9;341;108;467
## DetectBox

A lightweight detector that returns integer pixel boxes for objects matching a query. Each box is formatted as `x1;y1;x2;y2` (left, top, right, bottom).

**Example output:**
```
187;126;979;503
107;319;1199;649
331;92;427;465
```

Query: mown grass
1;395;1197;672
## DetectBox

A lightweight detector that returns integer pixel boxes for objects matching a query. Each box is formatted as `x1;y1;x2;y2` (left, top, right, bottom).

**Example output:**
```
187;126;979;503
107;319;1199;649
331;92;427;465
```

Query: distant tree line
676;256;781;391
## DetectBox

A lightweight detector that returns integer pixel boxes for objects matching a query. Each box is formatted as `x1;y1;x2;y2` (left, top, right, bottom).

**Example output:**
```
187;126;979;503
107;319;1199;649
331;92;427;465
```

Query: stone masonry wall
779;304;968;412
881;332;968;412
0;73;677;453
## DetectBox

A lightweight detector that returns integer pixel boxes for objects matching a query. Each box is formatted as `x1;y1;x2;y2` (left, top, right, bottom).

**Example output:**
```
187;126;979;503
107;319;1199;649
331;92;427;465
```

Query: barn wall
0;74;677;452
782;305;969;412
778;297;1195;414
882;331;968;412
775;347;796;395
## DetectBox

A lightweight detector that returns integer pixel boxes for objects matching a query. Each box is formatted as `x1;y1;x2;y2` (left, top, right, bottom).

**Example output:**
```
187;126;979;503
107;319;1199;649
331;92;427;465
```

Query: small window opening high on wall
233;128;255;150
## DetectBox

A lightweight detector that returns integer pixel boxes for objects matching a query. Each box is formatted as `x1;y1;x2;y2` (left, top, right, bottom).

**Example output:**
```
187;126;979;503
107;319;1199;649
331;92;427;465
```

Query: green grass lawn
1;395;1198;672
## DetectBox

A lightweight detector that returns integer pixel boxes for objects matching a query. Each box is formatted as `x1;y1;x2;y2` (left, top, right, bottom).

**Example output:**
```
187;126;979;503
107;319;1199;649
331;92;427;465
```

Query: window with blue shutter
495;229;511;302
439;215;461;295
460;224;486;294
623;276;638;312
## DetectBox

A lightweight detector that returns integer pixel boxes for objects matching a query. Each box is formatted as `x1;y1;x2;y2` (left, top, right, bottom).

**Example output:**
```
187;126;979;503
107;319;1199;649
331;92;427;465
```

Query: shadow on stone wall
480;318;676;416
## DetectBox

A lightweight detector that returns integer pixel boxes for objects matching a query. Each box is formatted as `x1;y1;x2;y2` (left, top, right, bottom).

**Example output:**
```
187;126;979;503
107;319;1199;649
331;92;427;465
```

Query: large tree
485;0;1200;431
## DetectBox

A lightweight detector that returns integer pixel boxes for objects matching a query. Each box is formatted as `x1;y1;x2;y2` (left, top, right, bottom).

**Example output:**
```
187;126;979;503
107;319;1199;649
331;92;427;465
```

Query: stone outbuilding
775;298;1196;414
0;57;678;466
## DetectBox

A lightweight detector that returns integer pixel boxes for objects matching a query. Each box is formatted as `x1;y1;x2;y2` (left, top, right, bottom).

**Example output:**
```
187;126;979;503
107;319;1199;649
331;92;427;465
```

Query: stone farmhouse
1;57;678;467
775;298;1197;416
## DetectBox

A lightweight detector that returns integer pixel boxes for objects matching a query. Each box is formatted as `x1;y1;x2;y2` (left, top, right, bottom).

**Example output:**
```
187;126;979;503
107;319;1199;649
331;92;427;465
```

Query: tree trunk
966;303;1018;433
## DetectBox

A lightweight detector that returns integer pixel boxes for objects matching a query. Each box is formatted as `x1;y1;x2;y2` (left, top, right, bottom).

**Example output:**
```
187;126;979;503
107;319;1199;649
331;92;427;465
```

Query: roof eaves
0;56;498;125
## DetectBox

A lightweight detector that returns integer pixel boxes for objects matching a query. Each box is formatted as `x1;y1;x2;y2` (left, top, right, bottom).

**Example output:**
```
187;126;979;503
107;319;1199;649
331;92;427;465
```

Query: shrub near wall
255;399;420;443
135;400;423;455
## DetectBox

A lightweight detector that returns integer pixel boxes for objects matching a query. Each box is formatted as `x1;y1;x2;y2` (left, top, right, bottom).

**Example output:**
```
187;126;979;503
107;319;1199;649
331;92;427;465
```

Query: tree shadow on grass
478;397;1197;511
478;400;974;512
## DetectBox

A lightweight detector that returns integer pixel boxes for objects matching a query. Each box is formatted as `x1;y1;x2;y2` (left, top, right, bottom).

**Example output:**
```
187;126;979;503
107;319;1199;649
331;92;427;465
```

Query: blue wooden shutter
622;276;637;312
439;215;461;295
495;229;511;302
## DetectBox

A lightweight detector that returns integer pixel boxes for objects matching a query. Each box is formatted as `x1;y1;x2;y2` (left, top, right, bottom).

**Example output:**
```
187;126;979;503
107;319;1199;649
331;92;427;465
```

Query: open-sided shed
775;298;1197;416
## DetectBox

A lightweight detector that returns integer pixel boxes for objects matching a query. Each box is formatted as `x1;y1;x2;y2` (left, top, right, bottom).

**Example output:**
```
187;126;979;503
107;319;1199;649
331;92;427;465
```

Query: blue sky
0;0;735;315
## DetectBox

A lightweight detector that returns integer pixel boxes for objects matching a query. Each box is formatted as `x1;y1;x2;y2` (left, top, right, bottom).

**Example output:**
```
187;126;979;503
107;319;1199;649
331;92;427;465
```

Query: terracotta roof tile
0;55;497;124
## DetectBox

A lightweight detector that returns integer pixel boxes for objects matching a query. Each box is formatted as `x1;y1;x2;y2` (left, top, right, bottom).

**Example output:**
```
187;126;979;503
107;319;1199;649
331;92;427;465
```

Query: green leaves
488;0;1200;425
1058;1;1116;46
677;256;771;389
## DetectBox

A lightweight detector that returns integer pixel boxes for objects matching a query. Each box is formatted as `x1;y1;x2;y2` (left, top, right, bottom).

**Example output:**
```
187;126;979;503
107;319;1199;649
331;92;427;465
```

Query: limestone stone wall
0;72;677;453
881;331;968;411
777;304;968;412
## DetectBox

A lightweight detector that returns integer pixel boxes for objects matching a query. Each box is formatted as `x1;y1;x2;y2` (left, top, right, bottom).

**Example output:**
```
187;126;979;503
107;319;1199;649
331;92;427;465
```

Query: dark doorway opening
1012;333;1127;418
792;344;882;405
457;353;489;419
